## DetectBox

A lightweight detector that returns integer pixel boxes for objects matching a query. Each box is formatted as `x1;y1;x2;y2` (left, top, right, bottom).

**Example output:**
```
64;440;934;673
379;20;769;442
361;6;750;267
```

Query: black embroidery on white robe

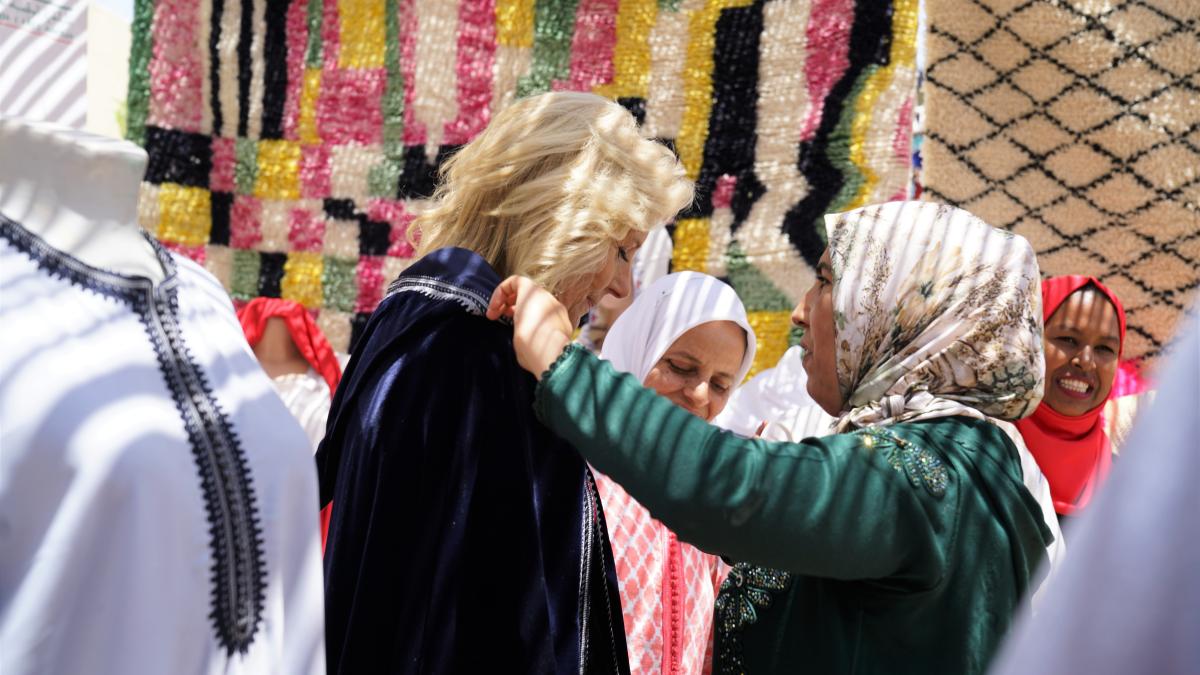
0;215;267;654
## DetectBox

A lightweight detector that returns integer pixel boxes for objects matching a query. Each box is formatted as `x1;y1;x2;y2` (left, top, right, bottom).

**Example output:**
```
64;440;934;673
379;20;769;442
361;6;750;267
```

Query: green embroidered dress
536;345;1053;675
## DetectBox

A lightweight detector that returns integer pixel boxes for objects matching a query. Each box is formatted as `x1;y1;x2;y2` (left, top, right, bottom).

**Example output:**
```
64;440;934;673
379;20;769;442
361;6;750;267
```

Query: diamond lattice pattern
594;473;720;675
924;0;1200;362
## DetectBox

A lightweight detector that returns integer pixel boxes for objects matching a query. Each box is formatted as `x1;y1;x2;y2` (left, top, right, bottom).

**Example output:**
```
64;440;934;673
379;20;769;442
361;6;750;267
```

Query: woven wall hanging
922;0;1200;363
126;0;918;375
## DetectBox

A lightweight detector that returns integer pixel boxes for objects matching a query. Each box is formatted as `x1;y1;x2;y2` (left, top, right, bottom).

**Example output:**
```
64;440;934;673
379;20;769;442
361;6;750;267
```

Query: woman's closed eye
617;246;630;262
667;359;696;376
666;359;732;392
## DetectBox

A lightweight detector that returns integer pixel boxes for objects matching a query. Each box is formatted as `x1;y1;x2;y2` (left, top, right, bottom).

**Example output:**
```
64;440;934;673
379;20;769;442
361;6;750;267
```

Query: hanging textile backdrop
922;0;1200;364
125;0;917;374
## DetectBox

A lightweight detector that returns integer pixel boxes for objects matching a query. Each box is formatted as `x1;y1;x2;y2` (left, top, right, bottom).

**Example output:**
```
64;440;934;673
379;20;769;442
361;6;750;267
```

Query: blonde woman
316;92;692;674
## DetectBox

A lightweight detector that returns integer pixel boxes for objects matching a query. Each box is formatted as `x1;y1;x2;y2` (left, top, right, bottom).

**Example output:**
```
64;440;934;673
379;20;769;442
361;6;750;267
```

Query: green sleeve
536;344;949;585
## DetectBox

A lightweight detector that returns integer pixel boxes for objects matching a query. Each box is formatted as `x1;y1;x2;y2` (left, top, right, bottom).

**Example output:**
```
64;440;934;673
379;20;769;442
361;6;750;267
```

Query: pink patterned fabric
147;0;203;131
299;144;331;197
162;240;207;262
230;195;263;249
367;199;417;257
282;0;308;138
400;0;425;145
320;0;341;65
711;174;737;211
596;473;724;675
798;0;852;141
1110;359;1149;399
210;137;238;192
289;207;325;252
317;68;386;144
354;255;385;312
445;0;496;145
566;0;618;92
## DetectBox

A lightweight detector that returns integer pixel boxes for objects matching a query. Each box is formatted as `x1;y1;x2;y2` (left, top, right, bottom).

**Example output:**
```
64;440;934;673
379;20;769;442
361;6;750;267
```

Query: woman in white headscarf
595;271;756;675
490;201;1059;674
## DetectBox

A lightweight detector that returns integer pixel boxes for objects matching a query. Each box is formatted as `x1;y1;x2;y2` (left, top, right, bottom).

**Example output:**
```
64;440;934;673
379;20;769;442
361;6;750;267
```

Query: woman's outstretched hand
488;276;574;380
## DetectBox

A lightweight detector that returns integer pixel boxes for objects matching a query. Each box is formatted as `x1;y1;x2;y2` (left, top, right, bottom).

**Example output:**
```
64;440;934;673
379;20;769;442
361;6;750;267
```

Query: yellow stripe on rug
593;0;657;100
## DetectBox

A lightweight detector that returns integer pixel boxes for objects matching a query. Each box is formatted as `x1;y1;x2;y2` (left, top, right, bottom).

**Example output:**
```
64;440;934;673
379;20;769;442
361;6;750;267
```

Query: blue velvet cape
316;247;630;674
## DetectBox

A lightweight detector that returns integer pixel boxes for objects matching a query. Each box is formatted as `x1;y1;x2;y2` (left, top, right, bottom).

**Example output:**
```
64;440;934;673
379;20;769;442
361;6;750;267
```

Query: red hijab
237;298;342;393
1016;276;1126;515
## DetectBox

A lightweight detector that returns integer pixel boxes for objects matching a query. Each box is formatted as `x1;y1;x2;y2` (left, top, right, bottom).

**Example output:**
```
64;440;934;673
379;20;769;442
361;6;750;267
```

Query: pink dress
596;472;728;675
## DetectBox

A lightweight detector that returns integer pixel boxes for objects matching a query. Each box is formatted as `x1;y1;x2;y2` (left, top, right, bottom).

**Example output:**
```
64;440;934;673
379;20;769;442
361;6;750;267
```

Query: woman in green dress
488;200;1056;674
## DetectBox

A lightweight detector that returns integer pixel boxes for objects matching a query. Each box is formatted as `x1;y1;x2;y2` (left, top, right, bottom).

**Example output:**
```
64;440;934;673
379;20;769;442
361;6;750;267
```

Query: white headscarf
632;224;673;292
601;271;757;386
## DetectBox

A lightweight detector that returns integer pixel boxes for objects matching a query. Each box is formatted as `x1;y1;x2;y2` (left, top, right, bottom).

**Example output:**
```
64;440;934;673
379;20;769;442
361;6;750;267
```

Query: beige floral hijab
826;201;1045;432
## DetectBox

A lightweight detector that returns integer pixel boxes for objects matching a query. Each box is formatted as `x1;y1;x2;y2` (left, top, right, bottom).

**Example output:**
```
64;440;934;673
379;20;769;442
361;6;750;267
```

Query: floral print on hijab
827;201;1045;432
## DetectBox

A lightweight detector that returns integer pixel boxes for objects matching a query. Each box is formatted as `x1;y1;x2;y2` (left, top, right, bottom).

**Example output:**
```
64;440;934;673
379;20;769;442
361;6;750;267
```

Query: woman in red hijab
238;297;343;396
1017;276;1128;517
238;297;344;547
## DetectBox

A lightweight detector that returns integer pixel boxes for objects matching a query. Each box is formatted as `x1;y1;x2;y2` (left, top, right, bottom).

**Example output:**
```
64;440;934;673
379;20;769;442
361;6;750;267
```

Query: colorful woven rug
922;0;1200;363
126;0;917;374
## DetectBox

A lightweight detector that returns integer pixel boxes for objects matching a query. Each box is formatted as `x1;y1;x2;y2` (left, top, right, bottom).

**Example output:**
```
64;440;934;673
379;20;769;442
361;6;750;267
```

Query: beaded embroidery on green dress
531;202;1056;673
535;344;1054;674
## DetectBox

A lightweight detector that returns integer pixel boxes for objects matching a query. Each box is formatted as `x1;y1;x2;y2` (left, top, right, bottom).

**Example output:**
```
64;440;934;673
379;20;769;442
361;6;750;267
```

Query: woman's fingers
489;275;573;379
486;276;521;320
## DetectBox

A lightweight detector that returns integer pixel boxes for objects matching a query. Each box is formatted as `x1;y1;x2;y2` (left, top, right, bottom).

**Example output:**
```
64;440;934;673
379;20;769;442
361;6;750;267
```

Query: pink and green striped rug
127;0;918;374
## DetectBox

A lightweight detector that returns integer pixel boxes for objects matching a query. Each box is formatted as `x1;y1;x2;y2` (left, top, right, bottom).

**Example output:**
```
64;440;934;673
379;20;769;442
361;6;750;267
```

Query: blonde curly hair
412;92;693;296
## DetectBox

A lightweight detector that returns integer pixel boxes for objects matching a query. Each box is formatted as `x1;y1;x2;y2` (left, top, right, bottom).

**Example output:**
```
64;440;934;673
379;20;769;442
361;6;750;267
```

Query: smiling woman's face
1041;287;1122;416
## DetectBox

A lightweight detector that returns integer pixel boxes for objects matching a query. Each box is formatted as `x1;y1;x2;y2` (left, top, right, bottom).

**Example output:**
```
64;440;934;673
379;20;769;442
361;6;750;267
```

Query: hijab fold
825;201;1045;433
1015;276;1127;515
